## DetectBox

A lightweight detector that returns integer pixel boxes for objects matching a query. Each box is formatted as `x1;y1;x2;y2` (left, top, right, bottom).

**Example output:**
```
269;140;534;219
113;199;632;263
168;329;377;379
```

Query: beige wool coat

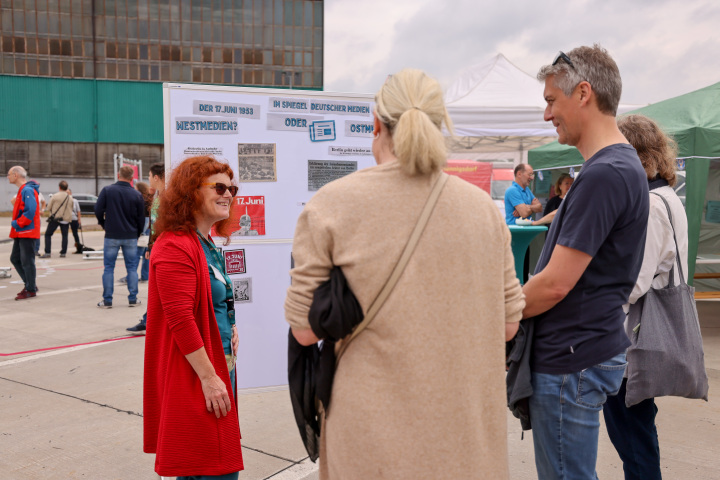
285;161;525;479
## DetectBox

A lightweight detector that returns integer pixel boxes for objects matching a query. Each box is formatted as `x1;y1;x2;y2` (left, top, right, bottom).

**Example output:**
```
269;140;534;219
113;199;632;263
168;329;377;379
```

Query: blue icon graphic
309;120;336;142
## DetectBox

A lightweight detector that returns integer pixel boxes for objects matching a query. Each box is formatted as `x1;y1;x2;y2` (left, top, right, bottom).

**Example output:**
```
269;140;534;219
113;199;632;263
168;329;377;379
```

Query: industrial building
1;0;323;209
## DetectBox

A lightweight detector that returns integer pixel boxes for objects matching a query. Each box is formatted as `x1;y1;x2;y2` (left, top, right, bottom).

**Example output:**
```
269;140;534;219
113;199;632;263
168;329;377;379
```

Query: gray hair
537;44;622;116
9;166;27;178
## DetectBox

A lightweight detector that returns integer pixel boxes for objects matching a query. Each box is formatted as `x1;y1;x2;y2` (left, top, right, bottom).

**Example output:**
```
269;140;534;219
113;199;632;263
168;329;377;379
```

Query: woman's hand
185;347;232;418
231;324;239;355
200;373;232;418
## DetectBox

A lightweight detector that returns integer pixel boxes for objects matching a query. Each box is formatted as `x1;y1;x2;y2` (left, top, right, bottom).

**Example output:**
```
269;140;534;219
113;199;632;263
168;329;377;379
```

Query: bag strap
51;194;70;218
336;173;449;362
650;192;686;286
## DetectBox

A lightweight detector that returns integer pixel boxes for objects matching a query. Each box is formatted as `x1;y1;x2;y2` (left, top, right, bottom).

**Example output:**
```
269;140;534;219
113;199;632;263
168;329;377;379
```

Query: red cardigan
143;231;243;476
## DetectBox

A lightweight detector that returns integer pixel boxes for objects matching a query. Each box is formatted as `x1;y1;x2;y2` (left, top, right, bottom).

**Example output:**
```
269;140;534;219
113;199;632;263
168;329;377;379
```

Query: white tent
446;53;552;138
444;53;641;162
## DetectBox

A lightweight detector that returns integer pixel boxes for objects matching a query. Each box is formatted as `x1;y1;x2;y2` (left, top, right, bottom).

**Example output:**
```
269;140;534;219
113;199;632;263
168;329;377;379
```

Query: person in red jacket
143;156;242;479
7;166;41;300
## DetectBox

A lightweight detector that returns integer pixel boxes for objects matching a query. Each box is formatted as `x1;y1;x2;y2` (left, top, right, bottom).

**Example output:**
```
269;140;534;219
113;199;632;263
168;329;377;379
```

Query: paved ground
1;216;719;479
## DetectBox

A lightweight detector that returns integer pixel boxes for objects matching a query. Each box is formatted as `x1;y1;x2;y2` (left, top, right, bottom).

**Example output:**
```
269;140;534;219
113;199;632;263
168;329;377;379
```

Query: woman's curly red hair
154;156;237;242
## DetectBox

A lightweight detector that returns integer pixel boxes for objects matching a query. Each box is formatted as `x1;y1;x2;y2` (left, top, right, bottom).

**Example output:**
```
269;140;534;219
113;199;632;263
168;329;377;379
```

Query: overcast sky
324;0;720;106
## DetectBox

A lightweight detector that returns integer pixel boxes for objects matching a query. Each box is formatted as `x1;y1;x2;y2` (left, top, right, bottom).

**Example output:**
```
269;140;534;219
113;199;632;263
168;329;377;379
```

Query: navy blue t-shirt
531;144;649;374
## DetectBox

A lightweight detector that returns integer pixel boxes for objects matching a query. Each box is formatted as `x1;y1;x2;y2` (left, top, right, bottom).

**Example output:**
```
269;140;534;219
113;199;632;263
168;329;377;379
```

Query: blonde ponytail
375;69;453;176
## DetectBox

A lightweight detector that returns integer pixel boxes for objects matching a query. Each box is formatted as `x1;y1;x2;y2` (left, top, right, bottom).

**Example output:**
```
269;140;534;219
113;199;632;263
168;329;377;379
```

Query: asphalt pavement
1;216;719;479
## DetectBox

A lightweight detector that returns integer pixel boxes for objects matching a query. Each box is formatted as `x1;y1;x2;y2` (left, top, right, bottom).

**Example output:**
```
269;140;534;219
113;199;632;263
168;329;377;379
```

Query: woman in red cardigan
143;156;243;479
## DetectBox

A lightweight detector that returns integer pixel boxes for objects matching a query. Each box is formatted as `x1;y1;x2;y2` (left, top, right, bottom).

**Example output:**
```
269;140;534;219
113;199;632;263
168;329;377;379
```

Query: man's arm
513;203;533;218
509;194;541;218
506;188;532;219
530;197;543;213
13;188;37;229
521;245;592;318
94;190;106;228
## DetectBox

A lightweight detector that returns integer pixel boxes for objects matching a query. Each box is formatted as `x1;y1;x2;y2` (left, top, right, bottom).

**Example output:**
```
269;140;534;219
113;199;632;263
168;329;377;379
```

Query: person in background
120;181;153;284
504;163;542;225
35;191;47;256
509;45;650;479
602;114;687;480
94;165;145;308
285;69;525;479
7;166;41;300
532;173;574;226
505;163;543;282
127;162;165;333
67;189;83;254
143;156;242;478
42;181;74;258
544;173;573;215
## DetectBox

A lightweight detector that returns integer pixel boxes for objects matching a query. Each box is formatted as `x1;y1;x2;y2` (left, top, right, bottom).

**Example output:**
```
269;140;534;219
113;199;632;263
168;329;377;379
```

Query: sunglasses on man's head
552;51;575;69
202;182;239;196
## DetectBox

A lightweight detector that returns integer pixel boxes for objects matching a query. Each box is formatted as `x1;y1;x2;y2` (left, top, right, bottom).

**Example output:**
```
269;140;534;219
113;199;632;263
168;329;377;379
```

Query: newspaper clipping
237;143;277;182
183;146;223;157
307;160;357;191
232;278;252;304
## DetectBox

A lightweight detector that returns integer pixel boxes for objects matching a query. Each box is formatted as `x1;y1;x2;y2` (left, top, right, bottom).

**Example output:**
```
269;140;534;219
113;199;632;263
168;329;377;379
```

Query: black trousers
10;238;37;292
45;220;69;254
603;378;662;480
70;220;81;247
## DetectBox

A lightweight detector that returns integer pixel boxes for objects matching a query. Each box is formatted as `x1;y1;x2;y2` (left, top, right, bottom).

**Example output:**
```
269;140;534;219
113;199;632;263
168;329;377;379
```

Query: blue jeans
602;378;661;480
102;238;139;304
530;352;627;479
11;238;37;292
138;246;149;280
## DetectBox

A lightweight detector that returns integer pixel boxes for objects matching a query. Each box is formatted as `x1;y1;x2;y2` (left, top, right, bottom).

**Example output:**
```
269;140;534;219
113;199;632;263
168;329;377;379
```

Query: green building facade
0;0;323;191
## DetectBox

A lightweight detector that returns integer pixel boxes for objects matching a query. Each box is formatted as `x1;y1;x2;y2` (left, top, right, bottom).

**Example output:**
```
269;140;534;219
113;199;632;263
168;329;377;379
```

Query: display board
164;83;375;389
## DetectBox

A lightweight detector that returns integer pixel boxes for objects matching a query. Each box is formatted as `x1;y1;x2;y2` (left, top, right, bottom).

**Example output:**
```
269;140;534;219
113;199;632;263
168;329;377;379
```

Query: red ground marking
0;335;144;356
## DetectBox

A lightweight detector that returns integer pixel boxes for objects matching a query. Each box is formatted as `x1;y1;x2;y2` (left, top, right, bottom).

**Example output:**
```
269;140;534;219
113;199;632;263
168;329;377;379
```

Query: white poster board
163;83;375;389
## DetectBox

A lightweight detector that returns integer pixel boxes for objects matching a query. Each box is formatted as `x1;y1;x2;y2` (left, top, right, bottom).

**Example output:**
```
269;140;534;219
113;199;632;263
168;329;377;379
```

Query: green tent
528;81;720;283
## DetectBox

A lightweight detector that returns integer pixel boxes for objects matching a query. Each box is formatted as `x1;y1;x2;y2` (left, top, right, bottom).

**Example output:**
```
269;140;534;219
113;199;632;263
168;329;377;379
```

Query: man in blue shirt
506;46;649;479
504;164;542;225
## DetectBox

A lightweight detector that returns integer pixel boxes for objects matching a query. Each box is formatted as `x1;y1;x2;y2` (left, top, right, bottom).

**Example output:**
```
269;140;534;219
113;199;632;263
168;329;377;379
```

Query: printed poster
230;196;266;236
224;249;246;274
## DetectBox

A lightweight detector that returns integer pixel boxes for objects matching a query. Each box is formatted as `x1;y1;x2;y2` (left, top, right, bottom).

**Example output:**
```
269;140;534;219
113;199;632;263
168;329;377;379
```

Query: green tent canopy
528;81;720;283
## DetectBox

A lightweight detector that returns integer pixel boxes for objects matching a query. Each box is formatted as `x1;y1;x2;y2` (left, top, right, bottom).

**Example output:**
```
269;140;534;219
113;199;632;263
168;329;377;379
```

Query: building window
0;1;323;88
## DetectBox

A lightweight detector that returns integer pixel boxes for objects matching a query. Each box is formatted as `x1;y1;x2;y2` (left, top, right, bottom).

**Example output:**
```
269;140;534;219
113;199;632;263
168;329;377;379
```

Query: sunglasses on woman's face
201;182;239;196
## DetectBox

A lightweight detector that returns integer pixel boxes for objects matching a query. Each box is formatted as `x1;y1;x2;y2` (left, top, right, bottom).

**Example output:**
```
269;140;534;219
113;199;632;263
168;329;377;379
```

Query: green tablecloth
508;225;548;284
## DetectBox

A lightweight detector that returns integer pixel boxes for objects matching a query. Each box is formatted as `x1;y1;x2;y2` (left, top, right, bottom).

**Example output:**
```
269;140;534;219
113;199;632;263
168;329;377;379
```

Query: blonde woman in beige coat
285;69;525;479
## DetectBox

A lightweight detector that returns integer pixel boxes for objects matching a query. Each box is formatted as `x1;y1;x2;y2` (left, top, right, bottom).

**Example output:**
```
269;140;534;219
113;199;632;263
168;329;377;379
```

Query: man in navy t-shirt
504;163;542;225
506;45;649;479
